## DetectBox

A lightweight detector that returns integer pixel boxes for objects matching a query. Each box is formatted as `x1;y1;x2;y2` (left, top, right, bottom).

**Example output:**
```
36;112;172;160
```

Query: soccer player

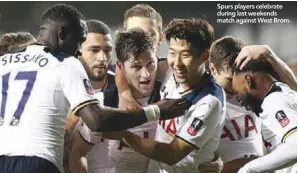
107;18;226;173
0;4;190;173
206;37;264;173
200;37;297;173
232;60;297;173
69;5;164;173
115;4;170;109
70;28;161;173
0;31;36;55
64;19;115;172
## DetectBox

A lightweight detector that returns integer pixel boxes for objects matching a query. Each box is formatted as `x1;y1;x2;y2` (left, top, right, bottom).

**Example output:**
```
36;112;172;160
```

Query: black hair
164;18;214;54
115;28;154;63
41;4;85;25
86;19;111;35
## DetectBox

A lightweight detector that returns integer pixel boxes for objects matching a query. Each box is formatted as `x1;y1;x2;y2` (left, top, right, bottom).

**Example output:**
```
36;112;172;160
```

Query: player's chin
91;74;105;81
139;85;153;95
175;77;187;84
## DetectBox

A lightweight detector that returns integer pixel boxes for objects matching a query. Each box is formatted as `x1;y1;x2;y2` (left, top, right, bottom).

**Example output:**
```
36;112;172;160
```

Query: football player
0;4;189;173
233;59;297;173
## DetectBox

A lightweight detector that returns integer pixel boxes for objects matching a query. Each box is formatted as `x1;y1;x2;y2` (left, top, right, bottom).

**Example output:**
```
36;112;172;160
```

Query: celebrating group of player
0;3;296;173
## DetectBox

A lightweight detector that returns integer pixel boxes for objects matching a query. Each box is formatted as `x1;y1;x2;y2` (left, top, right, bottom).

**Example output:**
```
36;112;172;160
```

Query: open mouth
173;69;187;78
140;80;151;85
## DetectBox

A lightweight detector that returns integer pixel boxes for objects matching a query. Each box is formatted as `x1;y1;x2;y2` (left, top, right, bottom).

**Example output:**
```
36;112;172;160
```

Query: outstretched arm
76;98;190;132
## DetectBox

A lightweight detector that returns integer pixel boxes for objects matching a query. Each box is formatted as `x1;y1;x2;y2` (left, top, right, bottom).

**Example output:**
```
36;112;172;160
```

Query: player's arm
238;94;297;173
65;110;80;134
76;98;190;132
64;111;80;173
235;45;297;90
238;132;297;173
60;62;191;132
221;157;257;173
69;131;93;173
198;154;257;173
107;97;222;165
197;150;224;173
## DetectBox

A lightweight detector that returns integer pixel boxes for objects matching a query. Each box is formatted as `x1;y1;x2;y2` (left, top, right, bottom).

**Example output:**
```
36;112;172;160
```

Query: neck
36;37;56;52
181;65;206;91
254;73;277;101
91;76;108;90
131;89;151;100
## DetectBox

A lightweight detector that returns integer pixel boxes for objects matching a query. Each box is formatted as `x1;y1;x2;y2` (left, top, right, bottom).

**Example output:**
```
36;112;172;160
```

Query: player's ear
200;50;209;64
116;60;124;72
245;74;257;90
57;26;67;41
209;62;218;76
158;32;164;45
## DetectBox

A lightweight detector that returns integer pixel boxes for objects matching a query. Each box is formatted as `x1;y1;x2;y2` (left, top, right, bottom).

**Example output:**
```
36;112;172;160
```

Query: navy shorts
0;156;60;173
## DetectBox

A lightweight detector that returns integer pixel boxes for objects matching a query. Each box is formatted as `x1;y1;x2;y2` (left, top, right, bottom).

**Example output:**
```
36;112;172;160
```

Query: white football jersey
0;45;98;173
219;98;264;163
148;72;226;173
259;82;297;173
79;94;157;173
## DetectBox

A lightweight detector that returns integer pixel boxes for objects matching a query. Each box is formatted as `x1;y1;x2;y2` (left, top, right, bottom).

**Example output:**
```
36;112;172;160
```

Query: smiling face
123;49;157;98
167;38;205;86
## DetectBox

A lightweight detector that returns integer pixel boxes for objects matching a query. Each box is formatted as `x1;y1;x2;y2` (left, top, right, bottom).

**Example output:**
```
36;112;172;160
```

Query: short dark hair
209;36;246;72
41;4;85;25
164;18;214;54
0;32;36;55
86;19;111;35
124;4;163;31
232;59;275;76
115;28;154;63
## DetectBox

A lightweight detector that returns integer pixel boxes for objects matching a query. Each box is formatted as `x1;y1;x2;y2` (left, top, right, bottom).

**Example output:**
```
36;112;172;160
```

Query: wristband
142;105;160;122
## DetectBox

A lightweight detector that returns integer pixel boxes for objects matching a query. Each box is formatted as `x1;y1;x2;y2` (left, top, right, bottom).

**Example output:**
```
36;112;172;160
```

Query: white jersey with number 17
0;45;98;173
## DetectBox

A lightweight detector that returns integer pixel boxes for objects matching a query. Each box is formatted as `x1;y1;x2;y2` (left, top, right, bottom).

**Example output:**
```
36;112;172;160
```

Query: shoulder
195;94;222;111
190;77;225;107
262;84;296;111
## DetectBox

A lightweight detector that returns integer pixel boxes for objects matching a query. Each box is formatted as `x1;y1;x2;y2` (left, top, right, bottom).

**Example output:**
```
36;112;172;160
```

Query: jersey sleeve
261;92;297;143
175;95;223;148
58;59;99;115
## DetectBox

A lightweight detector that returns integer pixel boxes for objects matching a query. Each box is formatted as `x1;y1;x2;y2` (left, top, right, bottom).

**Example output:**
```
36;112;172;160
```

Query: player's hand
118;92;141;111
115;61;130;94
235;45;273;70
156;98;191;120
198;157;224;173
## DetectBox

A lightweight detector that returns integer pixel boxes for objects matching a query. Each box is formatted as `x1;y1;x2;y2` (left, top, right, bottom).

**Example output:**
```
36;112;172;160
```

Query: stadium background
0;1;296;74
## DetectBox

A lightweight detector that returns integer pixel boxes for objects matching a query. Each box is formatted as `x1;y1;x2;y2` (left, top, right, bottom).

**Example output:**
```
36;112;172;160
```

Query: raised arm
235;45;297;90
